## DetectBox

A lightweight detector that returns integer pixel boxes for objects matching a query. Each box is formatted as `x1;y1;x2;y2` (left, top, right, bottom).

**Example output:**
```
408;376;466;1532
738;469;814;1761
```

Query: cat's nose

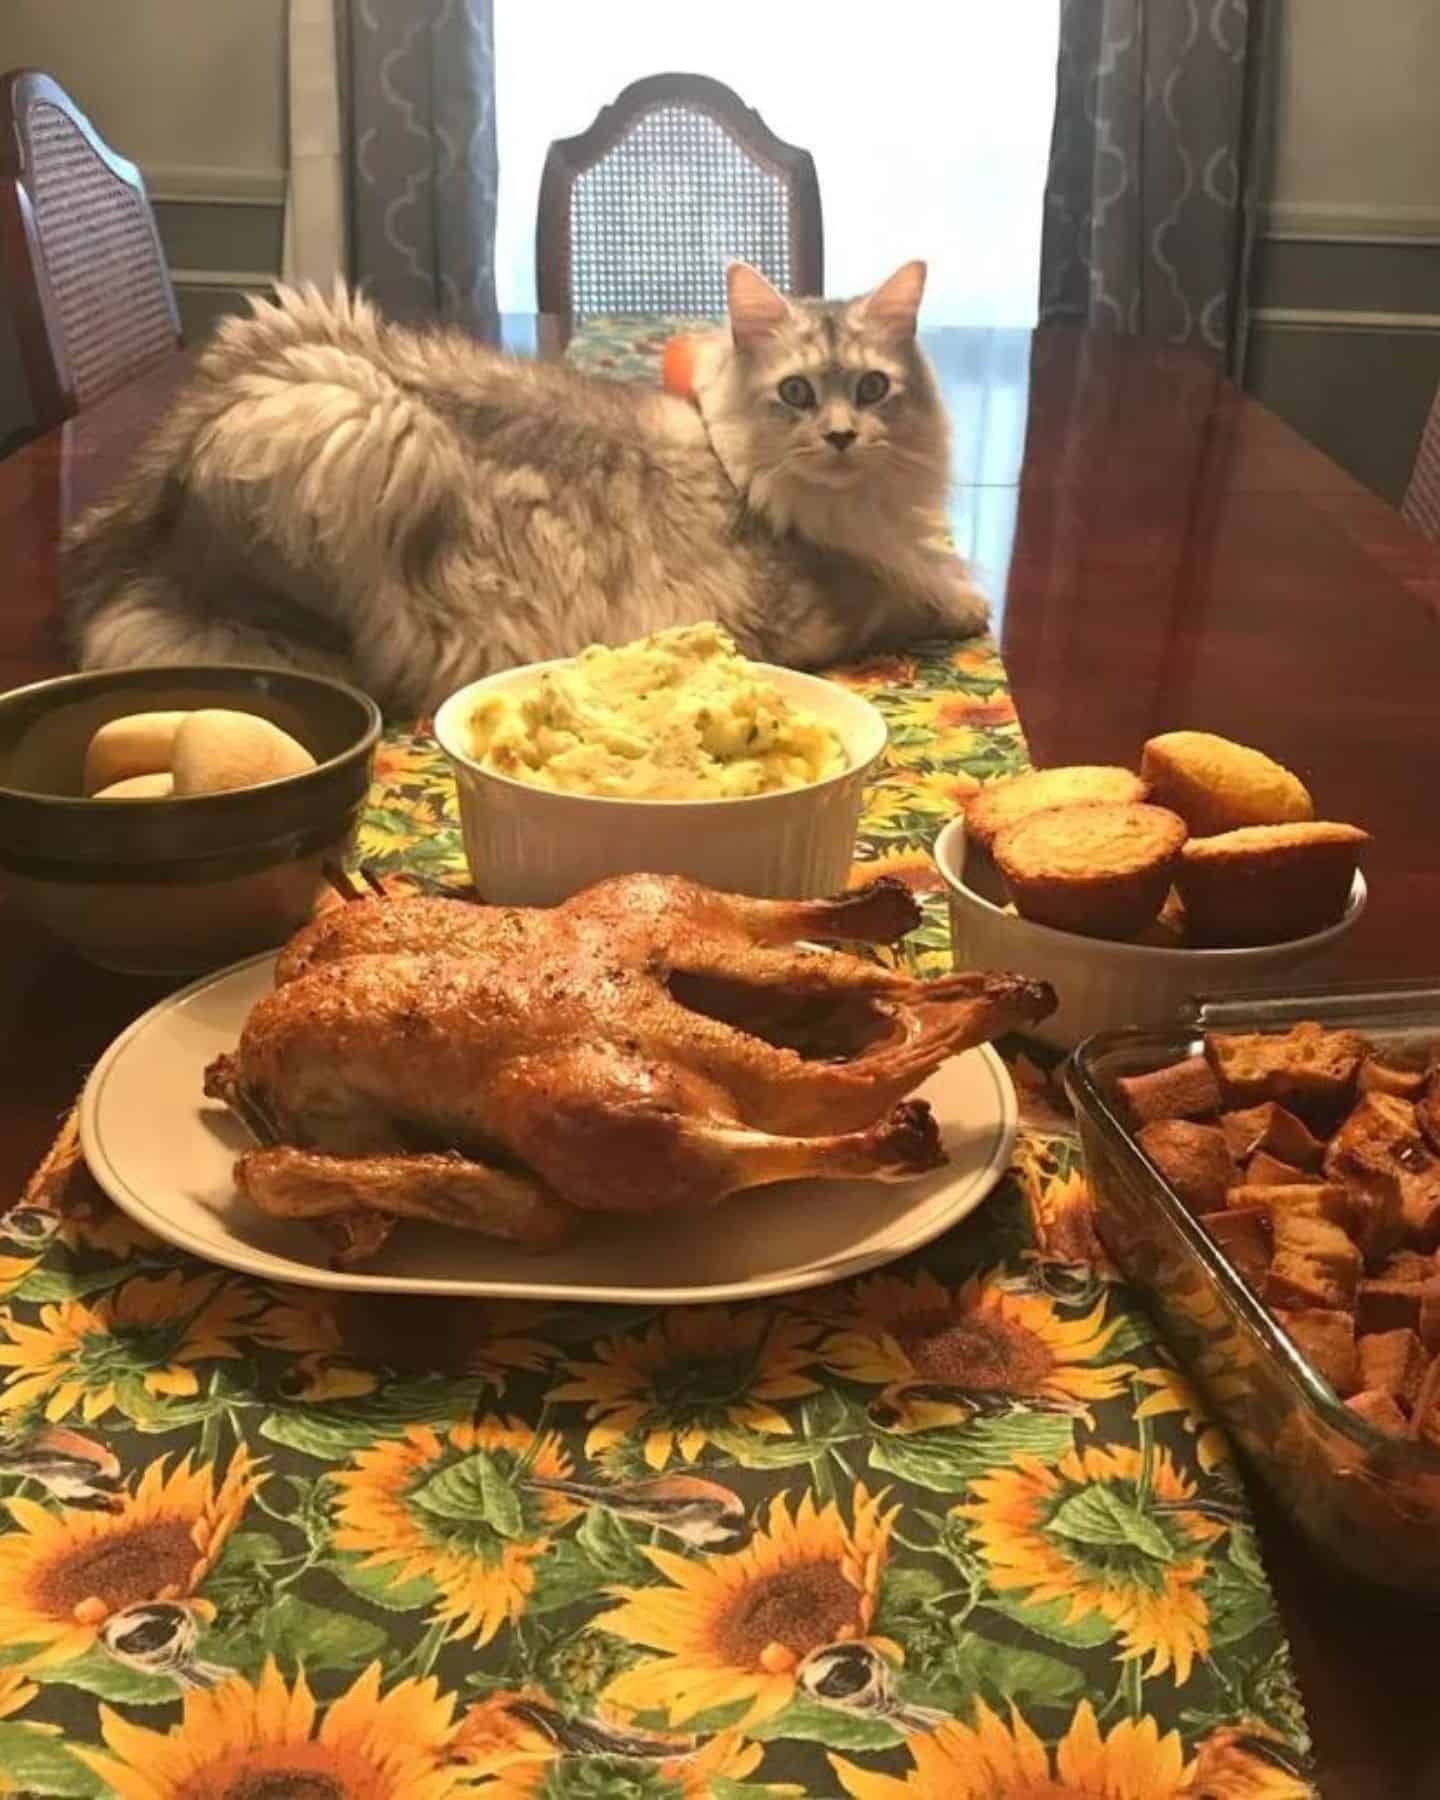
824;430;857;453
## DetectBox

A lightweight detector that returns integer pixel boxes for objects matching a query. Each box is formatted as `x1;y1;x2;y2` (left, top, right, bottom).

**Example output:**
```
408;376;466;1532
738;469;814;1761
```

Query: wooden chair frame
0;68;181;434
536;72;823;340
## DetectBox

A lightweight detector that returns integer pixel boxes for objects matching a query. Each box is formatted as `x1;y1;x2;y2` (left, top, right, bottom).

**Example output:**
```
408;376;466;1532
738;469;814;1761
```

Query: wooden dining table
1;319;1439;1797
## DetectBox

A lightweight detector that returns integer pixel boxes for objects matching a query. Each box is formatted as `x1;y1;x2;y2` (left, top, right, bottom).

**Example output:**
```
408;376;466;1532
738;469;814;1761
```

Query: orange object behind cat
661;335;700;404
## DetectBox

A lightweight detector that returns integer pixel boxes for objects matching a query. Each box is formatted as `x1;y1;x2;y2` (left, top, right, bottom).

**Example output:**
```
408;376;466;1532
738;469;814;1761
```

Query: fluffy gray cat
65;260;987;714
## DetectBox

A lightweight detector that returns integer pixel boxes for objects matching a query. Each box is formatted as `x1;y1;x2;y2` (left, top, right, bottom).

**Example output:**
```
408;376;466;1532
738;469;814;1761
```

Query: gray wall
1245;0;1440;503
0;0;288;444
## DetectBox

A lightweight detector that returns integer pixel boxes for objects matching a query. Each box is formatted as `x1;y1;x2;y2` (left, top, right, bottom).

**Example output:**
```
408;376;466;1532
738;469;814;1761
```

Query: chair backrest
1402;380;1440;542
0;69;182;434
537;72;823;329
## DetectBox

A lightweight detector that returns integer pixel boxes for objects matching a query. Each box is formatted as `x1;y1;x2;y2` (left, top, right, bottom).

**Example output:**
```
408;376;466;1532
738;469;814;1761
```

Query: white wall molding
142;162;287;206
170;269;279;292
1250;306;1440;334
1260;201;1440;246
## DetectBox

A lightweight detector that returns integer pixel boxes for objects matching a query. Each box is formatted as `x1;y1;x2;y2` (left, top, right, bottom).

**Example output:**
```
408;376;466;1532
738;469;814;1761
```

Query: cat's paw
938;574;990;639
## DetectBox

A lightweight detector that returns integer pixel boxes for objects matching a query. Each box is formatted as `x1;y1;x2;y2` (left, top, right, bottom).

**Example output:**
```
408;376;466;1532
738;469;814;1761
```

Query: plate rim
78;951;1019;1303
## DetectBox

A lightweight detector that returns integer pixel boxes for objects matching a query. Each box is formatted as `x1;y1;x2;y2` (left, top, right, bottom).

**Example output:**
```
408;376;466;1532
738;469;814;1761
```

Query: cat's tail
64;448;352;684
65;282;469;702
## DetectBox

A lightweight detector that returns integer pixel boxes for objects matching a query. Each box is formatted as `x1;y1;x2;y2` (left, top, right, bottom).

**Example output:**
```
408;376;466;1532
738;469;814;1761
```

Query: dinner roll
170;710;316;795
82;711;188;795
93;772;175;799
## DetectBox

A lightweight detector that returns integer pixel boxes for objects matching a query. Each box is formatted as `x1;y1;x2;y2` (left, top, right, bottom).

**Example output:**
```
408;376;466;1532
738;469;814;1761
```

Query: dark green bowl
0;665;381;974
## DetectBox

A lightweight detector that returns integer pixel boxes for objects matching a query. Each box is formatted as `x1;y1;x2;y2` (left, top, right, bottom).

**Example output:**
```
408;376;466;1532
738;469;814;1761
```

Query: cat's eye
856;371;890;405
777;376;816;410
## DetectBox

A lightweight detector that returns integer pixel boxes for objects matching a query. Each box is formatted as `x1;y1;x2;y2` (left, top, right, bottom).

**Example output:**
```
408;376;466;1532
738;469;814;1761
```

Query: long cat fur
65;261;987;714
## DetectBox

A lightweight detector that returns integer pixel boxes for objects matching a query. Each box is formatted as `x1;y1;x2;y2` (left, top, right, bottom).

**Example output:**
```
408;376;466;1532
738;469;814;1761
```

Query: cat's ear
727;262;792;348
859;261;927;341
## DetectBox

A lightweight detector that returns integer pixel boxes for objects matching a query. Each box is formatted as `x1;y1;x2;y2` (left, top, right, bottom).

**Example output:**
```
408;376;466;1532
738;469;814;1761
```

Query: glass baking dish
1065;980;1440;1599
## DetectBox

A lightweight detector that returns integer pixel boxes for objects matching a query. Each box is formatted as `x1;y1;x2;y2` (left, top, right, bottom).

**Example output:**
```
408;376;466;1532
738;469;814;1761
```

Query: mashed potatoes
466;623;846;800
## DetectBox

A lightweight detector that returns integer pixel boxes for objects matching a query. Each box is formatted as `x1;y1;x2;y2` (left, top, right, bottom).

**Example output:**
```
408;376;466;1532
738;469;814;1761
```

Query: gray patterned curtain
340;0;499;342
1038;0;1265;368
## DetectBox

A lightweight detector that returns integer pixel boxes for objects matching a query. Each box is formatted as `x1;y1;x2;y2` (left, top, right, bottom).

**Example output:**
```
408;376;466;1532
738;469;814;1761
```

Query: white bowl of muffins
934;733;1369;1049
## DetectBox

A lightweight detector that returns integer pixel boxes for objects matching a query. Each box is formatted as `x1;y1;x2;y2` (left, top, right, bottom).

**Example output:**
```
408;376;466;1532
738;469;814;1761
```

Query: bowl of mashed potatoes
434;624;887;904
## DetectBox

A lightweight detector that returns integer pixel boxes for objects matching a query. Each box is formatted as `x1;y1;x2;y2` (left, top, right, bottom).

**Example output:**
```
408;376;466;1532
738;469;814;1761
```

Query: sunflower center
894;1308;1054;1392
34;1519;197;1619
179;1744;380;1800
649;1354;753;1415
1007;1786;1096;1800
714;1559;858;1667
223;1777;344;1800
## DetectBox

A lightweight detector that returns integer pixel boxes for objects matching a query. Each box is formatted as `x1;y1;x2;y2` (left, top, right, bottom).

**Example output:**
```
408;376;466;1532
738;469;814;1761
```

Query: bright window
494;4;1058;326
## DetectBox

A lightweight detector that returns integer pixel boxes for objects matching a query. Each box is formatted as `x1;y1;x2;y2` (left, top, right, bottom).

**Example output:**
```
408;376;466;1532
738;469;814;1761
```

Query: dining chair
0;68;182;435
536;72;823;335
1402;380;1440;541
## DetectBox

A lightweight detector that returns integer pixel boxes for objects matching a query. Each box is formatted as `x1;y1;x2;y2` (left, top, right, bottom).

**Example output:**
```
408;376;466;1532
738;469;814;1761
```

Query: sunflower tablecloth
0;326;1318;1799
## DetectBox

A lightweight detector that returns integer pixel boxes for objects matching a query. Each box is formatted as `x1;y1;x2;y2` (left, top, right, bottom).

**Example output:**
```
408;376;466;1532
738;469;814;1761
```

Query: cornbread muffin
1176;821;1368;946
964;765;1147;852
1140;731;1313;835
993;802;1187;938
1137;1119;1236;1213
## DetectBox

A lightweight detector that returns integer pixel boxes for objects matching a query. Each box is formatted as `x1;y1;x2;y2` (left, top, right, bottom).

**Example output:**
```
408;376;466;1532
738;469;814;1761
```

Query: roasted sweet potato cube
1225;1183;1351;1228
1271;1307;1359;1395
1359;1051;1430;1100
1263;1211;1362;1312
1357;1329;1430;1412
1245;1152;1309;1186
1116;1057;1223;1126
1347;1389;1410;1435
1335;1170;1404;1263
1207;1023;1369;1126
1411;1362;1440;1450
1420;1282;1440;1355
1326;1092;1440;1250
1420;1071;1440;1157
1199;1207;1272;1290
1377;1249;1437;1283
1137;1120;1235;1213
1219;1103;1324;1170
1355;1280;1427;1335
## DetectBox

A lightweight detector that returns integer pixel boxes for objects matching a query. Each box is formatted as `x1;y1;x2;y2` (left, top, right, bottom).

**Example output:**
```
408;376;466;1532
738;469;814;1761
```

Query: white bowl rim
932;815;1368;963
433;657;888;809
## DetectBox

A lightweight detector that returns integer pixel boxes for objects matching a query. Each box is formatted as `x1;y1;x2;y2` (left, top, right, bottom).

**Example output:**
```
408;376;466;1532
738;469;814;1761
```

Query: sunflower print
816;1266;1133;1432
957;1444;1225;1684
249;1288;379;1402
550;1306;822;1469
832;1698;1189;1798
0;1446;257;1667
331;1416;577;1644
78;1657;478;1799
597;1483;898;1729
0;1271;260;1424
1135;1363;1236;1476
830;1697;1310;1799
846;844;948;894
0;318;1319;1798
452;1694;801;1799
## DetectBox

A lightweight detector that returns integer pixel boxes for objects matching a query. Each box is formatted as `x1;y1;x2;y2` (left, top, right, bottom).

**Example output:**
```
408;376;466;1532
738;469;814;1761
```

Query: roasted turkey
204;873;1054;1264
